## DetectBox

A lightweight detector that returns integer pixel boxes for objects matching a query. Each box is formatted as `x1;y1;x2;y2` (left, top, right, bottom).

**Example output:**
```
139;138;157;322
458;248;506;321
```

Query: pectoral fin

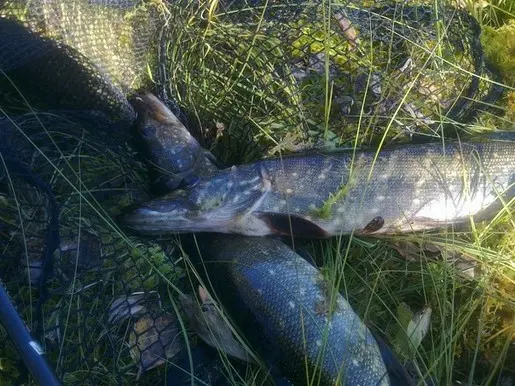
257;213;330;239
358;216;385;235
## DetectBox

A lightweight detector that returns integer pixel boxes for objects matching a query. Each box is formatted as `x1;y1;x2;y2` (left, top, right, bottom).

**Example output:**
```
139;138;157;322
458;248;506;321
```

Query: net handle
0;283;60;385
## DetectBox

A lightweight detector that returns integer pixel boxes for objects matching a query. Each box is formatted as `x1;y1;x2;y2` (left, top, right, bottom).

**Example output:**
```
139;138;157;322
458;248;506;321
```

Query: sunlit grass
162;0;515;384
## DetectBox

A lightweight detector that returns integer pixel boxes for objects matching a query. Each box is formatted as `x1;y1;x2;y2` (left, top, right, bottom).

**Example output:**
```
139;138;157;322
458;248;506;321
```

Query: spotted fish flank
189;234;409;385
121;137;515;237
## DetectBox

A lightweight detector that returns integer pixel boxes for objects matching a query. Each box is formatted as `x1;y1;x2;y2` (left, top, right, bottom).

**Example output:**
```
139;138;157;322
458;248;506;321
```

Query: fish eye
140;125;156;137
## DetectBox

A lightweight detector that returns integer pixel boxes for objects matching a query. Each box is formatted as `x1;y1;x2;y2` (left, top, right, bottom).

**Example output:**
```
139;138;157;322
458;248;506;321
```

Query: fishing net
0;0;163;93
1;0;508;163
164;0;506;164
0;0;513;384
0;17;137;124
0;111;190;384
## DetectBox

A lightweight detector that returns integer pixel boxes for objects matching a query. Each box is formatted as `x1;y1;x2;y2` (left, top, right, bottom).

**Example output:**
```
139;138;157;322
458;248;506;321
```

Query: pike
122;93;415;384
186;233;413;386
121;136;515;238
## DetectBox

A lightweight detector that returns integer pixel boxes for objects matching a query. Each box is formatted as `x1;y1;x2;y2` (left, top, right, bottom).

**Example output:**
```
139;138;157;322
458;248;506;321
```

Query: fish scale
122;137;515;238
122;91;413;384
191;234;392;386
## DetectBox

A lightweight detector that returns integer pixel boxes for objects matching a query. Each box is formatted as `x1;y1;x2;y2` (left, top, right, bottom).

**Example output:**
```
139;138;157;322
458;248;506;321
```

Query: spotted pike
131;93;219;190
124;94;414;385
187;233;412;385
121;137;515;238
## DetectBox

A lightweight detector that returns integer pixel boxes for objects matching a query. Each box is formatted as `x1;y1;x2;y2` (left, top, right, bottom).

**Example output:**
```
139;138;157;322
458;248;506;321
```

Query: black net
0;111;190;384
0;17;138;123
1;0;507;164
0;0;163;93
164;1;506;164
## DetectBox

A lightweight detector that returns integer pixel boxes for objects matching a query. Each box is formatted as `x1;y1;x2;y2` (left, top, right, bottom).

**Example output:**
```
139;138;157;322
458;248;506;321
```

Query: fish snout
129;92;178;125
118;195;198;234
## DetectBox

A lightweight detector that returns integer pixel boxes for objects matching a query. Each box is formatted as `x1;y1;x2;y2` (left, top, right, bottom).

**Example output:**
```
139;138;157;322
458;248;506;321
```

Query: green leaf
406;306;432;353
393;303;432;359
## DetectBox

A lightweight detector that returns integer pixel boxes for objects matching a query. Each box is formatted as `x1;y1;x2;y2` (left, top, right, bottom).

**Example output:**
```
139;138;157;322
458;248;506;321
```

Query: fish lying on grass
185;233;413;386
130;92;220;191
121;137;515;238
124;93;413;384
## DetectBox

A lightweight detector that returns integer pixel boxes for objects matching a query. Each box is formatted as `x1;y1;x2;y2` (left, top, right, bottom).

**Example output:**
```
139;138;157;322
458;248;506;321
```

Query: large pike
187;233;412;385
122;93;414;384
121;137;515;238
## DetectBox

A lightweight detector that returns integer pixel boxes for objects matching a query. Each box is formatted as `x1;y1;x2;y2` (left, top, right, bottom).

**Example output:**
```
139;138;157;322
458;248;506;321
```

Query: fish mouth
118;195;199;235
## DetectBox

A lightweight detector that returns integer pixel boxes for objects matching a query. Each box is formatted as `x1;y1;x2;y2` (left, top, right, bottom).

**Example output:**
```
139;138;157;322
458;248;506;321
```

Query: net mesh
0;112;188;384
0;0;512;384
1;0;507;162
163;0;506;164
0;0;162;93
0;17;137;123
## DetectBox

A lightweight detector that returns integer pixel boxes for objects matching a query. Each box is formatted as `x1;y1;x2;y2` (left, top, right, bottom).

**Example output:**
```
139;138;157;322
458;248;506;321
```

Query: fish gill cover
0;0;514;385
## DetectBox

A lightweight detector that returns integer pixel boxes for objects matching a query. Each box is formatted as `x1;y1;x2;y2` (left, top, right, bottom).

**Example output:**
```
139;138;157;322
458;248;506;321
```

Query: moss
288;19;373;71
481;21;515;87
468;19;515;131
470;0;515;27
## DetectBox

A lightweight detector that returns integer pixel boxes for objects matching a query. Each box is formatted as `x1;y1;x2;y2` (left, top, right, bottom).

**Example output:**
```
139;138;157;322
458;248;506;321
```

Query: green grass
0;0;514;385
164;0;515;384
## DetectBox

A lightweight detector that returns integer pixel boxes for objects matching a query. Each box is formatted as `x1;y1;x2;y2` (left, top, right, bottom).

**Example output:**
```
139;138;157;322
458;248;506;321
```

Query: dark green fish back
193;234;391;386
0;0;162;93
0;17;136;123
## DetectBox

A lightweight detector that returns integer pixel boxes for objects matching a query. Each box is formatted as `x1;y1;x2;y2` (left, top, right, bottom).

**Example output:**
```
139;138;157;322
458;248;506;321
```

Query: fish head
130;92;216;188
120;169;269;235
120;189;198;234
131;92;195;151
131;92;181;126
